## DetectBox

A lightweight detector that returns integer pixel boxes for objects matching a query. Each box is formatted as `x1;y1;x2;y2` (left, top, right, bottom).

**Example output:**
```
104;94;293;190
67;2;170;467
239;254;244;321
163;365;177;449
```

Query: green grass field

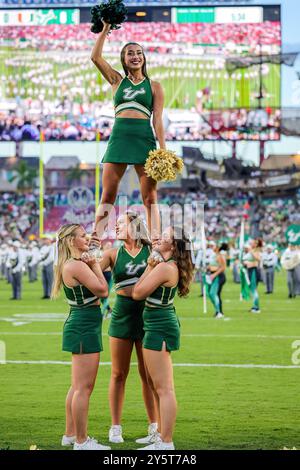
0;48;280;110
0;270;299;450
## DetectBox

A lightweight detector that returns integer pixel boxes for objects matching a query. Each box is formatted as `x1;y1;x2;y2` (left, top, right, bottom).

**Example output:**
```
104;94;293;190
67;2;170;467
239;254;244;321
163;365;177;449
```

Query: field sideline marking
1;332;300;339
2;316;300;324
1;360;299;369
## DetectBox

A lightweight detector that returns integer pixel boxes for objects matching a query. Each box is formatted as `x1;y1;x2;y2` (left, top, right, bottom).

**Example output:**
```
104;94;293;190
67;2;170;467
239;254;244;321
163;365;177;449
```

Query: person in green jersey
132;226;194;451
91;20;165;237
242;239;261;313
51;224;110;451
98;211;158;445
206;240;227;319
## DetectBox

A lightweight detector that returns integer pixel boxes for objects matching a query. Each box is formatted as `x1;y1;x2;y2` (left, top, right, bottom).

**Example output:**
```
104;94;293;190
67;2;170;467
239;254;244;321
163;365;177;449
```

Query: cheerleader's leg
95;163;127;237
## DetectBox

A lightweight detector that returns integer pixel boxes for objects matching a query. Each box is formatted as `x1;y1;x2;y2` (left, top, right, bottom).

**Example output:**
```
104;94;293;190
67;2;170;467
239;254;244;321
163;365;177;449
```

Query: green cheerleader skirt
102;118;157;165
143;305;180;352
108;294;145;341
62;305;103;354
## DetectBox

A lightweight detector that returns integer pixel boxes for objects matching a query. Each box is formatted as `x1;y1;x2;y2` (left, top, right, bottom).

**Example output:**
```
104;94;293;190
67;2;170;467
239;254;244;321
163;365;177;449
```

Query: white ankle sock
162;441;174;447
75;439;88;446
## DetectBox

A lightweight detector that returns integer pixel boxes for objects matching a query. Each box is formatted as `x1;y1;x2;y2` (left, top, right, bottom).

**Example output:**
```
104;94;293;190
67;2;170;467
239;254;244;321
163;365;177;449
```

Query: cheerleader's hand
151;239;159;252
148;250;164;268
81;252;97;267
147;257;159;268
89;232;102;249
101;19;111;33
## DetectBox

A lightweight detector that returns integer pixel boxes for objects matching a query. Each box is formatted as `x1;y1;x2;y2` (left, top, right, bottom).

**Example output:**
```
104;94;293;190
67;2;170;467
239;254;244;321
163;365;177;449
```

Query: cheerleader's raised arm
91;21;122;86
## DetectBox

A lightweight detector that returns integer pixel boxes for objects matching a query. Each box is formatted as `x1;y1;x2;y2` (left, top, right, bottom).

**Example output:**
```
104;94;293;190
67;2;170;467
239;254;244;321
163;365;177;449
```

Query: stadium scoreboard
0;5;280;25
172;6;263;24
0;8;79;25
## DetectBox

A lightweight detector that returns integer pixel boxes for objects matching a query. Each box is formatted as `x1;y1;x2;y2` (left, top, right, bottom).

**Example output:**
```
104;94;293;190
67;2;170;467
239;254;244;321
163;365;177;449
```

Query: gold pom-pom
144;149;184;182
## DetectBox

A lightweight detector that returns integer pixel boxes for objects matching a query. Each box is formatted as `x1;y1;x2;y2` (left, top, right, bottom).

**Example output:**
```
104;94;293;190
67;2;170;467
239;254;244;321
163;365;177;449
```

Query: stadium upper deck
1;1;236;7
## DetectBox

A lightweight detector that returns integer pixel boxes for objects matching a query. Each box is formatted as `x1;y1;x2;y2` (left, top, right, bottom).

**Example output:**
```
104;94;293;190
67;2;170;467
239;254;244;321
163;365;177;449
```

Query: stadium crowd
1;207;299;303
0;17;280;142
158;190;300;246
1;188;300;304
0;21;280;50
1;190;299;246
0;192;39;239
0;109;114;142
0;107;280;142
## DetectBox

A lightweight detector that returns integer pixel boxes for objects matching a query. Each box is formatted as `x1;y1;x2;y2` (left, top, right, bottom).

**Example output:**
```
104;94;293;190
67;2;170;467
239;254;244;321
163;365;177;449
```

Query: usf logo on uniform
123;87;146;101
125;260;147;275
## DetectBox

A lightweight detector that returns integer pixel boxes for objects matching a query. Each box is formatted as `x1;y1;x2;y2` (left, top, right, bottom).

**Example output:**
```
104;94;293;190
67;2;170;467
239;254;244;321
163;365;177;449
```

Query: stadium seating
43;206;67;233
0;193;39;238
1;190;299;247
0;22;281;47
0;108;280;142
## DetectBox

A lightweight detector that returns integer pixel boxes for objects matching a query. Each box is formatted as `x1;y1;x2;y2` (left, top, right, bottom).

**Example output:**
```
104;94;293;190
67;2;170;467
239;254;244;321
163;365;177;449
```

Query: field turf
0;270;299;450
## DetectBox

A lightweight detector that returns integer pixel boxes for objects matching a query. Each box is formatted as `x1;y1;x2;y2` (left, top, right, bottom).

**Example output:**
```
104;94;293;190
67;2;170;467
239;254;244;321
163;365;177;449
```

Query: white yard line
1;316;300;324
0;332;299;339
0;332;62;335
181;318;300;322
182;334;300;339
1;360;299;369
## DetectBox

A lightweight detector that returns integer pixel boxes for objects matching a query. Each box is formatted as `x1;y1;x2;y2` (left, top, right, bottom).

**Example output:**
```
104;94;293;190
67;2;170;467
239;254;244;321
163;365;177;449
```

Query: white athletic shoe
251;308;261;314
138;436;175;451
73;436;111;451
109;425;124;443
215;312;224;319
61;434;76;446
135;423;158;444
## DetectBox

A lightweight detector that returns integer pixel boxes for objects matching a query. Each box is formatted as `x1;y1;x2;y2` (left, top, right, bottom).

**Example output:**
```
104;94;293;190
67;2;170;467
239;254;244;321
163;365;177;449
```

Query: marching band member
261;244;278;294
39;238;55;299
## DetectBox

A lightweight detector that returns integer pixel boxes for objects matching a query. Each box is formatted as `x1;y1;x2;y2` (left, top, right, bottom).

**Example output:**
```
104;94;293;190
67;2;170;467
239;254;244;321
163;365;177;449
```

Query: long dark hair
172;226;194;297
125;210;151;247
120;42;149;79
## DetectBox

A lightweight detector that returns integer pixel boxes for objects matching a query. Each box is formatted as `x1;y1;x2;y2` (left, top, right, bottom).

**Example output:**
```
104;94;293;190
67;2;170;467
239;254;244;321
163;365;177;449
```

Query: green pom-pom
91;0;127;34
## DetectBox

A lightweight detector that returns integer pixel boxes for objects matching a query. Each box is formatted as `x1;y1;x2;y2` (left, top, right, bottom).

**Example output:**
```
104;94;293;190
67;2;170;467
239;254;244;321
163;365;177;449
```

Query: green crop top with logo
112;243;151;291
114;76;153;118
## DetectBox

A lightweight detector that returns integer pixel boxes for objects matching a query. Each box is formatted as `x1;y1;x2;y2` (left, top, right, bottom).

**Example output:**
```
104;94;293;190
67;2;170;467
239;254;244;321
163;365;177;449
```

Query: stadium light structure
225;49;299;165
226;53;298;74
281;107;300;137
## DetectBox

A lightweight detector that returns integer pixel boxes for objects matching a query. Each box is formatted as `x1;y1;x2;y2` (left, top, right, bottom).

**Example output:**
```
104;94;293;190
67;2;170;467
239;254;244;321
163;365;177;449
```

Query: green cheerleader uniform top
63;282;98;307
112;243;150;291
114;76;153;118
145;258;178;308
145;284;177;309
